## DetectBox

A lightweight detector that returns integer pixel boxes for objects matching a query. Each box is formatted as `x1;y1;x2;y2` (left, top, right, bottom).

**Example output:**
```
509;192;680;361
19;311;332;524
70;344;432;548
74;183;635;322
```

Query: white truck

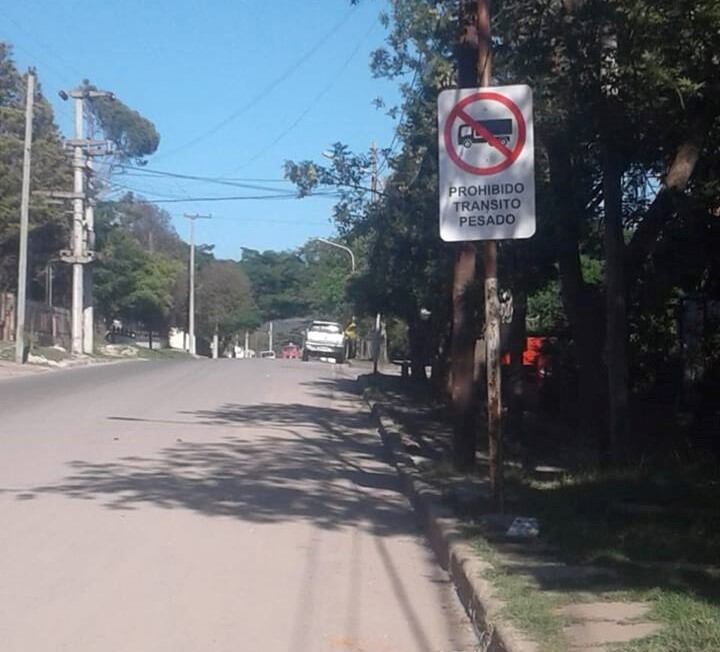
302;320;346;363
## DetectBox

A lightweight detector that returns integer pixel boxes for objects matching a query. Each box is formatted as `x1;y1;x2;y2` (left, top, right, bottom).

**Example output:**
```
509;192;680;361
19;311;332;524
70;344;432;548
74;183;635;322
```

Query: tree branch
626;119;708;282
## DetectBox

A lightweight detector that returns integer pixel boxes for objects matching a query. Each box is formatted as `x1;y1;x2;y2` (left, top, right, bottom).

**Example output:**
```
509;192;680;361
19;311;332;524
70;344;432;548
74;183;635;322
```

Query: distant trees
0;40;351;353
196;261;260;345
94;198;184;337
239;248;311;321
239;243;354;323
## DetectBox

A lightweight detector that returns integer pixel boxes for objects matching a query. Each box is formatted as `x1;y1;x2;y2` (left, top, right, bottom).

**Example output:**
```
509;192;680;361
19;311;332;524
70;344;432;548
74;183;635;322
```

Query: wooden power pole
450;0;504;506
475;0;504;508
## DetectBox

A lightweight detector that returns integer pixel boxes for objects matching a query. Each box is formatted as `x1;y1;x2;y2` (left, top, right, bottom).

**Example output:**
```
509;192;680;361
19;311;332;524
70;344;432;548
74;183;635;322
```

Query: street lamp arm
316;238;356;273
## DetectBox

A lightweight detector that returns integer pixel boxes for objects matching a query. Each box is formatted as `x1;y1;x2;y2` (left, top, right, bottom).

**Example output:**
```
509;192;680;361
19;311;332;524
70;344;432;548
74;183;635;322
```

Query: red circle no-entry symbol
443;91;526;175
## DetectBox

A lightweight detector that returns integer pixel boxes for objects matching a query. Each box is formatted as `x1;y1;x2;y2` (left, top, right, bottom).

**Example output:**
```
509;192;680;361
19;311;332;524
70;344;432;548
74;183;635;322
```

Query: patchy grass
504;468;720;650
470;535;569;652
365;373;720;651
613;592;720;652
506;467;720;566
0;341;13;360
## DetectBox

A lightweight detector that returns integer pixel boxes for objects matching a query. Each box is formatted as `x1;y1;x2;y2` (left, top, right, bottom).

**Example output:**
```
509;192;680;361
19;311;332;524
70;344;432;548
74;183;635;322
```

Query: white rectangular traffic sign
437;85;535;241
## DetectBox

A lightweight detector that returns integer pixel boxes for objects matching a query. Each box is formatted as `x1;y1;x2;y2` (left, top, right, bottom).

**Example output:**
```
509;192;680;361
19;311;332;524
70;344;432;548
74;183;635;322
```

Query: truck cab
302;321;346;363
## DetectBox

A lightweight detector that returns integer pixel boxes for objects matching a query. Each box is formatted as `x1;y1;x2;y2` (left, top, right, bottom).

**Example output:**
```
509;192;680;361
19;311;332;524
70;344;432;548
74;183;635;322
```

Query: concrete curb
363;388;538;652
51;356;140;370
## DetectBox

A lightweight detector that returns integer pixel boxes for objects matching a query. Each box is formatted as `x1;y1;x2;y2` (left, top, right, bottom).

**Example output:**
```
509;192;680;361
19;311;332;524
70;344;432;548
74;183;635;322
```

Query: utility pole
268;321;273;353
469;0;504;508
184;213;211;355
70;92;84;355
14;69;34;364
58;85;113;356
447;0;504;507
450;2;482;470
369;142;385;375
83;159;96;354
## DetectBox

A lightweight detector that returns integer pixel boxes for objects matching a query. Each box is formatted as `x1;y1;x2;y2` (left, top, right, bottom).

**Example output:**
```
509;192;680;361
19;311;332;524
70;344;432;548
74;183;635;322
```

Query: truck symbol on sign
458;118;513;148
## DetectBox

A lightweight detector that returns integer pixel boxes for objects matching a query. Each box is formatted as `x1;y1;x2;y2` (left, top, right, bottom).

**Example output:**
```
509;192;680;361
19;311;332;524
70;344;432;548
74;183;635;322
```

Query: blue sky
2;0;400;259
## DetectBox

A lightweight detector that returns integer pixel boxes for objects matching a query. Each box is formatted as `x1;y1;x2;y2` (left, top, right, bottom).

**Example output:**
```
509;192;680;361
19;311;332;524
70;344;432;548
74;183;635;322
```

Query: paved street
0;359;476;652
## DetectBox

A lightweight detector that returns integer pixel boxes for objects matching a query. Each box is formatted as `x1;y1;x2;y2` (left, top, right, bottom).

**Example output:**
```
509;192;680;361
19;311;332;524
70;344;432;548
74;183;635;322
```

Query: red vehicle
502;336;553;382
281;343;301;359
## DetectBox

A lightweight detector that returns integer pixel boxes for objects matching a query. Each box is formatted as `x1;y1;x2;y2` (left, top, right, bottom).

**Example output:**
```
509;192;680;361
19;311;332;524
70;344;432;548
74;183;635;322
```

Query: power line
105;185;341;204
231;15;380;171
148;192;341;204
192;215;329;226
104;180;194;200
115;164;375;199
376;66;420;176
118;164;291;184
154;6;358;159
116;165;297;194
0;11;85;81
1;41;74;123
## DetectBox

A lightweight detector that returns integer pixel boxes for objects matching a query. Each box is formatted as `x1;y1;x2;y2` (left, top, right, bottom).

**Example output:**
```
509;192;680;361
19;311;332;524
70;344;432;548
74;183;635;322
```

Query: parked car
259;350;276;359
303;320;345;363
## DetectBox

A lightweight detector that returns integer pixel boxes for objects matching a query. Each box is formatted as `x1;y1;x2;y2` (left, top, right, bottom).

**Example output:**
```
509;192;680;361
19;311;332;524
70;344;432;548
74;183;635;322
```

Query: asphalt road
0;358;477;652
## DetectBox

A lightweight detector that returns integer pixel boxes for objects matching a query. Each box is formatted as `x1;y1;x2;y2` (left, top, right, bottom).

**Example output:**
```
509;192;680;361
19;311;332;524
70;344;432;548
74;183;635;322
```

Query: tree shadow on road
30;378;418;538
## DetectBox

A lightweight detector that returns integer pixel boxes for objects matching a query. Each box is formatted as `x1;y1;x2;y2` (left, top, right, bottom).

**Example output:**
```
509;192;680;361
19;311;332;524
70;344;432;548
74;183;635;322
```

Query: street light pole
316;238;355;273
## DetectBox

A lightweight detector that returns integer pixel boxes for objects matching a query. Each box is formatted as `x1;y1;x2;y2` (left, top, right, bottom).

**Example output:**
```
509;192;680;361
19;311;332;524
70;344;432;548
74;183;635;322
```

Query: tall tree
196;261;260;345
0;44;71;296
85;83;160;164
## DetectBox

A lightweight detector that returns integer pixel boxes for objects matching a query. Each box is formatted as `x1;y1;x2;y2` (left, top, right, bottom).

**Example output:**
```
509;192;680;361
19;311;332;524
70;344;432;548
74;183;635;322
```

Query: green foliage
94;228;181;329
0;43;71;293
527;280;567;335
238;240;357;323
239;248;311;320
85;82;159;163
196;261;260;338
299;239;354;319
94;196;186;331
95;193;184;258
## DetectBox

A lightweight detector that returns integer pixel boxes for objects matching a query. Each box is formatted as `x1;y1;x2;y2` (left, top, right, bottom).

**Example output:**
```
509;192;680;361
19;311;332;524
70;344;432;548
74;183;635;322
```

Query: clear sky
1;0;400;259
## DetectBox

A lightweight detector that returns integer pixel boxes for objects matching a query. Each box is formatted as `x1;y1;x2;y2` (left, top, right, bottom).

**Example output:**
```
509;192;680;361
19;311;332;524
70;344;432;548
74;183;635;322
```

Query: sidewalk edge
363;388;538;652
